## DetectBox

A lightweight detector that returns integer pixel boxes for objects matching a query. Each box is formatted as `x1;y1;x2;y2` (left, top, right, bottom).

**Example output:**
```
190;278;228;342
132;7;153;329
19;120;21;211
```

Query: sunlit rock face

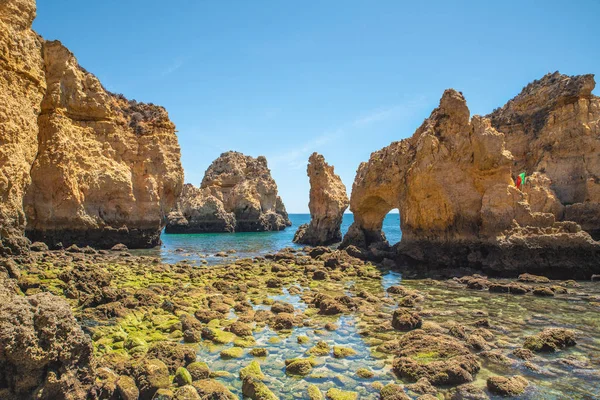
0;0;46;255
293;153;349;245
488;72;600;239
0;0;184;251
342;75;600;278
24;41;183;249
166;151;291;233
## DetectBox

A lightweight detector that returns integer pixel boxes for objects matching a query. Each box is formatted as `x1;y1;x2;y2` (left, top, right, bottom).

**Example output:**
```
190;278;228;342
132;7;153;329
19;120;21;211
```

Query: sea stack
294;153;349;245
166;151;291;233
341;73;600;278
0;0;184;252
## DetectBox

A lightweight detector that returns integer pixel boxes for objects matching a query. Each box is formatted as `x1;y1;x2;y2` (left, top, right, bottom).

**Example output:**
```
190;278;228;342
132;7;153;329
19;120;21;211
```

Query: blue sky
33;1;600;213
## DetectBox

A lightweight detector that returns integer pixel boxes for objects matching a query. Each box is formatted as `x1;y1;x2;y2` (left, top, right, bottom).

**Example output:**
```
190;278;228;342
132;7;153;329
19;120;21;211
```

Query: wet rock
523;328;576;352
326;388;358;400
285;358;316;375
174;385;201;400
512;348;535;360
191;379;237;400
239;361;277;400
250;348;268;357
266;278;283;288
226;321;253;337
271;313;295;330
518;273;550;283
356;368;374;378
309;246;332;258
187;362;210;381
174;367;193;386
132;358;170;400
117;375;140;400
392;309;423;331
194;309;222;323
312;270;329;280
220;347;244;359
30;241;49;252
146;342;196;373
271;301;294;314
318;296;348;315
380;383;410;400
533;287;555;297
407;377;437;395
333;346;357;358
0;287;94;399
307;341;331;356
488;282;531;295
392;330;480;386
448;384;488;399
486;375;528;396
308;385;323;400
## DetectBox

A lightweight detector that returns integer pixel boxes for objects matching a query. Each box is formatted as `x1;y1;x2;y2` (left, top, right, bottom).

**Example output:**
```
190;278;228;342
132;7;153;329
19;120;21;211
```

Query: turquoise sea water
135;213;401;264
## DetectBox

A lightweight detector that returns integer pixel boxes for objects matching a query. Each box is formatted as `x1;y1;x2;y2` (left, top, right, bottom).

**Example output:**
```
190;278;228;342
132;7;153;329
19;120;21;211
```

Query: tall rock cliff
166;151;290;233
488;72;600;239
0;0;45;254
342;79;600;278
293;152;349;245
0;0;183;251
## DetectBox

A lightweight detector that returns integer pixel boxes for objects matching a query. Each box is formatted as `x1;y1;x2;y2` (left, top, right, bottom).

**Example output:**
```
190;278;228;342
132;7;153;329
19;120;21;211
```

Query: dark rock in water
392;309;423;331
30;241;49;252
293;153;349;246
166;152;290;234
592;274;600;282
486;375;528;396
518;273;550;283
0;285;94;399
146;342;196;373
523;328;576;352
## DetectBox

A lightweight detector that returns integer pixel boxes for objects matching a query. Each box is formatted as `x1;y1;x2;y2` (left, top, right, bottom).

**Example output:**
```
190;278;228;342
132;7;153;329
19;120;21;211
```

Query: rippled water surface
132;213;402;263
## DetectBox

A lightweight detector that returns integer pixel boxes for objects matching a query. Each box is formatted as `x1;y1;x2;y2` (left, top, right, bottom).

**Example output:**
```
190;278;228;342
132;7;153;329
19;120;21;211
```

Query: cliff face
0;0;183;250
293;152;348;245
0;0;45;254
342;77;600;278
166;151;290;233
488;72;600;238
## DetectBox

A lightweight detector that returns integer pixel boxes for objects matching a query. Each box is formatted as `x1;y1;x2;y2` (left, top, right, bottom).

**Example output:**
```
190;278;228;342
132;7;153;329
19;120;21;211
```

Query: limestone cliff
0;0;183;250
488;72;600;239
293;152;348;245
166;151;290;233
0;0;45;254
342;79;600;278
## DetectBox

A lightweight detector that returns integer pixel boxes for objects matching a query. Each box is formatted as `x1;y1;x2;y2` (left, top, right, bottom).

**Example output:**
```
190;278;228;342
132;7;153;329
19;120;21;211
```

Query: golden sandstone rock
342;77;600;278
0;0;183;252
166;151;290;233
294;152;349;245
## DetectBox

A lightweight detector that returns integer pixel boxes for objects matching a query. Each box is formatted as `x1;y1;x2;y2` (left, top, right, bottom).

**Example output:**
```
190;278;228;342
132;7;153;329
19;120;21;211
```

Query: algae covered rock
392;308;423;331
174;385;201;400
523;328;576;352
187;362;210;381
192;379;237;400
391;330;480;386
333;346;357;358
117;375;140;400
132;358;170;400
239;361;277;400
285;358;316;375
146;342;196;373
487;375;529;396
326;388;358;400
380;383;410;400
174;367;193;386
308;385;324;400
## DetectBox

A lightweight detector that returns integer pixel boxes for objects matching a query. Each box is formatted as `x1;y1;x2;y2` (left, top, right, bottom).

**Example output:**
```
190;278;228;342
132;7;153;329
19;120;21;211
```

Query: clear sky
33;1;600;213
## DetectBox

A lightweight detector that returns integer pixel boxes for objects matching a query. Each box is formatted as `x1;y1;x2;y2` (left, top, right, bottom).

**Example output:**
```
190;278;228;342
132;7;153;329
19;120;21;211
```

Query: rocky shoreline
1;246;599;399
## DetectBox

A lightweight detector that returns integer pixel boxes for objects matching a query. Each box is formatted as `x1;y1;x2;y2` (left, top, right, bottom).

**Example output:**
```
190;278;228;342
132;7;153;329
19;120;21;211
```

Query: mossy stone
326;388;358;400
333;346;356;358
174;367;193;386
220;347;244;359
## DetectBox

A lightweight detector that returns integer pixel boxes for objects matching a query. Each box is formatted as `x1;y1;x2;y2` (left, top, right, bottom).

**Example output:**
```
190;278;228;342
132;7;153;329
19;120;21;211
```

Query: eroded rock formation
0;0;45;255
0;283;94;399
488;72;600;239
293;152;349;245
166;151;290;233
342;74;600;278
0;0;183;251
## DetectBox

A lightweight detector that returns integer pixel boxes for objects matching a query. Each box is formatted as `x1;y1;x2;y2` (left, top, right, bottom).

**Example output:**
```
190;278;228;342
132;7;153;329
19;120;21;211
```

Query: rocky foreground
1;246;599;399
166;152;291;234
